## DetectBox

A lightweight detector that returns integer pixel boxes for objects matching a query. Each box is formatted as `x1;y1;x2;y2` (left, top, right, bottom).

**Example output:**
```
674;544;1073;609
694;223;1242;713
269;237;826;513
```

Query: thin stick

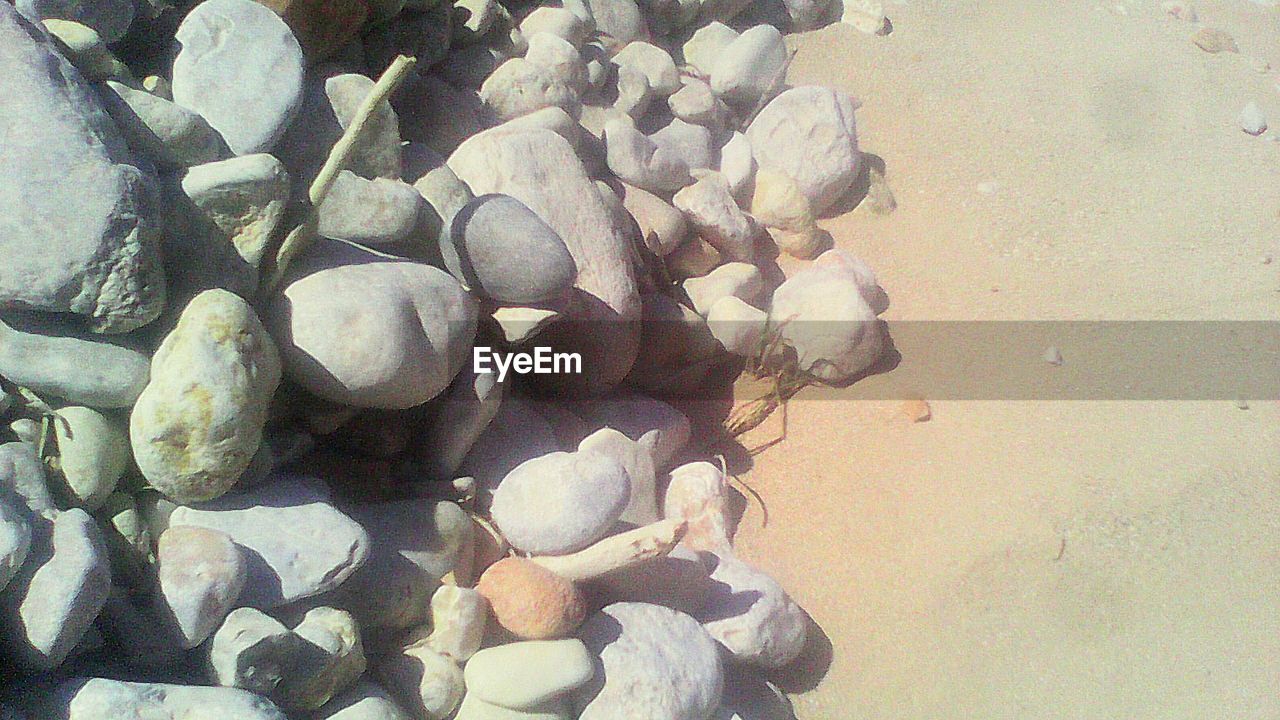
263;54;418;293
529;519;687;581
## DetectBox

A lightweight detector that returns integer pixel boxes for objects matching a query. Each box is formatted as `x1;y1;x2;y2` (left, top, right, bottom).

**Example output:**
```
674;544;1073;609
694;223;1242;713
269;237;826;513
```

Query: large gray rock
98;80;231;169
172;0;306;155
574;603;723;720
279;73;402;186
47;678;289;720
168;478;370;608
266;240;477;409
448;129;640;395
130;290;282;503
491;448;630;555
155;525;246;649
17;0;134;42
0;509;111;671
0;4;165;333
446;194;577;303
0;313;150;408
746;86;862;216
318;172;422;246
697;555;807;668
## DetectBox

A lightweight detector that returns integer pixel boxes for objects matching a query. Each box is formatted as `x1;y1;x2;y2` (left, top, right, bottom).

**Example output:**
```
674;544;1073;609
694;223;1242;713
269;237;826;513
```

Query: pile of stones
0;0;891;716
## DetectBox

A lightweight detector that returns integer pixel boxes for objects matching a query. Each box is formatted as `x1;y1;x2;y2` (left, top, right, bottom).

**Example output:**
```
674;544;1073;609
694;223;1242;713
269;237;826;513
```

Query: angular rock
0;509;111;671
477;557;587;640
155;525;246;649
284;606;368;711
711;25;787;107
98;81;231;169
698;555;807;668
210;608;309;698
130;290;282;503
0;4;165;333
50;406;128;511
48;679;288;720
279;72;402;186
423;585;487;661
448;129;641;394
664;460;734;554
604;119;692;193
446;194;578;303
0;500;31;594
673;173;756;262
682;262;764;316
172;0;306;155
465;639;594;709
620;183;687;256
769;259;884;381
255;0;368;60
750;167;815;233
574;602;723;720
17;0;134;42
266;239;477;409
681;22;738;77
377;643;465;720
319;172;423;245
492;307;563;344
491;450;631;555
317;681;414;720
746;86;862;216
841;0;886;34
169;478;371;607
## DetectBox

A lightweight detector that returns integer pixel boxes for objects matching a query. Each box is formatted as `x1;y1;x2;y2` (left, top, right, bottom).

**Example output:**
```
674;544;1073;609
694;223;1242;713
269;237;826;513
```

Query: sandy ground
731;1;1280;717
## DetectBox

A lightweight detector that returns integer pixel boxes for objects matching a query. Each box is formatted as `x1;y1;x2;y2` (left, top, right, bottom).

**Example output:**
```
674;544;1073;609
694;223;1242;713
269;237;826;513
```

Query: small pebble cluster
0;0;893;717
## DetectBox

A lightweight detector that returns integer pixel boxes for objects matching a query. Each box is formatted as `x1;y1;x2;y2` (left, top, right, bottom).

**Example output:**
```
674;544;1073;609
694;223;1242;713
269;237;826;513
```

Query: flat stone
0;3;165;333
172;0;305;155
746;86;862;216
169;478;370;608
477;557;587;640
279;73;402;186
465;639;594;709
316;681;414;720
1191;27;1238;54
155;525;246;649
98;80;231;169
49;678;288;719
698;555;807;668
574;602;723;720
0;500;31;594
711;25;787;106
319;172;423;245
0;509;111;671
673;173;756;262
266;239;476;409
130;290;282;503
376;643;465;720
50;406;128;511
0;314;150;410
17;0;134;42
491;450;631;555
446;194;577;303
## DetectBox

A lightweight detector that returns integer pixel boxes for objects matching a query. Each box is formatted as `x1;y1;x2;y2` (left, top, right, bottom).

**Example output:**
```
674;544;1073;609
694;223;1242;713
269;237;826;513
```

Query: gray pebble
446;194;578;303
490;449;631;555
319;172;423;245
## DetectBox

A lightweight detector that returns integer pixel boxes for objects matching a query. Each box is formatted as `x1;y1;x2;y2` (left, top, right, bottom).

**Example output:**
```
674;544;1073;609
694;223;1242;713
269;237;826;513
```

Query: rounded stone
490;450;631;555
769;262;884;382
156;525;246;649
464;639;594;709
746;86;862;216
51;406;128;511
477;557;587;640
446;194;577;304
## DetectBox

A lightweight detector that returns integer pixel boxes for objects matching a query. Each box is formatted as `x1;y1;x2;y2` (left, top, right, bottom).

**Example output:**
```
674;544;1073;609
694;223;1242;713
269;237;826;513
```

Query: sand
731;1;1280;717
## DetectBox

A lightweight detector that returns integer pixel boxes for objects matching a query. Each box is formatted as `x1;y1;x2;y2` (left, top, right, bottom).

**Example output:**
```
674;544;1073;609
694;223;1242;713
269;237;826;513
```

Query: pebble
614;63;655;117
41;19;130;81
1239;102;1268;136
266;239;477;409
172;0;306;155
673;172;757;262
318;172;424;245
683;262;765;316
336;499;473;643
209;608;309;699
697;555;807;668
377;643;466;720
747;86;863;216
841;0;887;34
901;398;933;423
477;557;588;639
573;602;723;720
285;606;368;711
168;478;370;608
711;25;787;107
279;73;403;186
1191;27;1239;54
0;500;31;594
98;80;231;169
48;678;288;720
620;183;689;256
604;118;692;192
256;0;369;60
446;194;578;303
480;57;582;121
155;525;246;649
651;118;716;172
316;682;414;720
130;289;282;503
614;41;681;96
50;406;128;511
584;0;650;47
669;78;731;133
0;3;165;333
491;449;631;555
465;639;595;709
0;509;111;671
769;258;885;381
682;22;739;77
423;585;488;661
707;296;768;357
719;132;756;203
18;0;135;42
